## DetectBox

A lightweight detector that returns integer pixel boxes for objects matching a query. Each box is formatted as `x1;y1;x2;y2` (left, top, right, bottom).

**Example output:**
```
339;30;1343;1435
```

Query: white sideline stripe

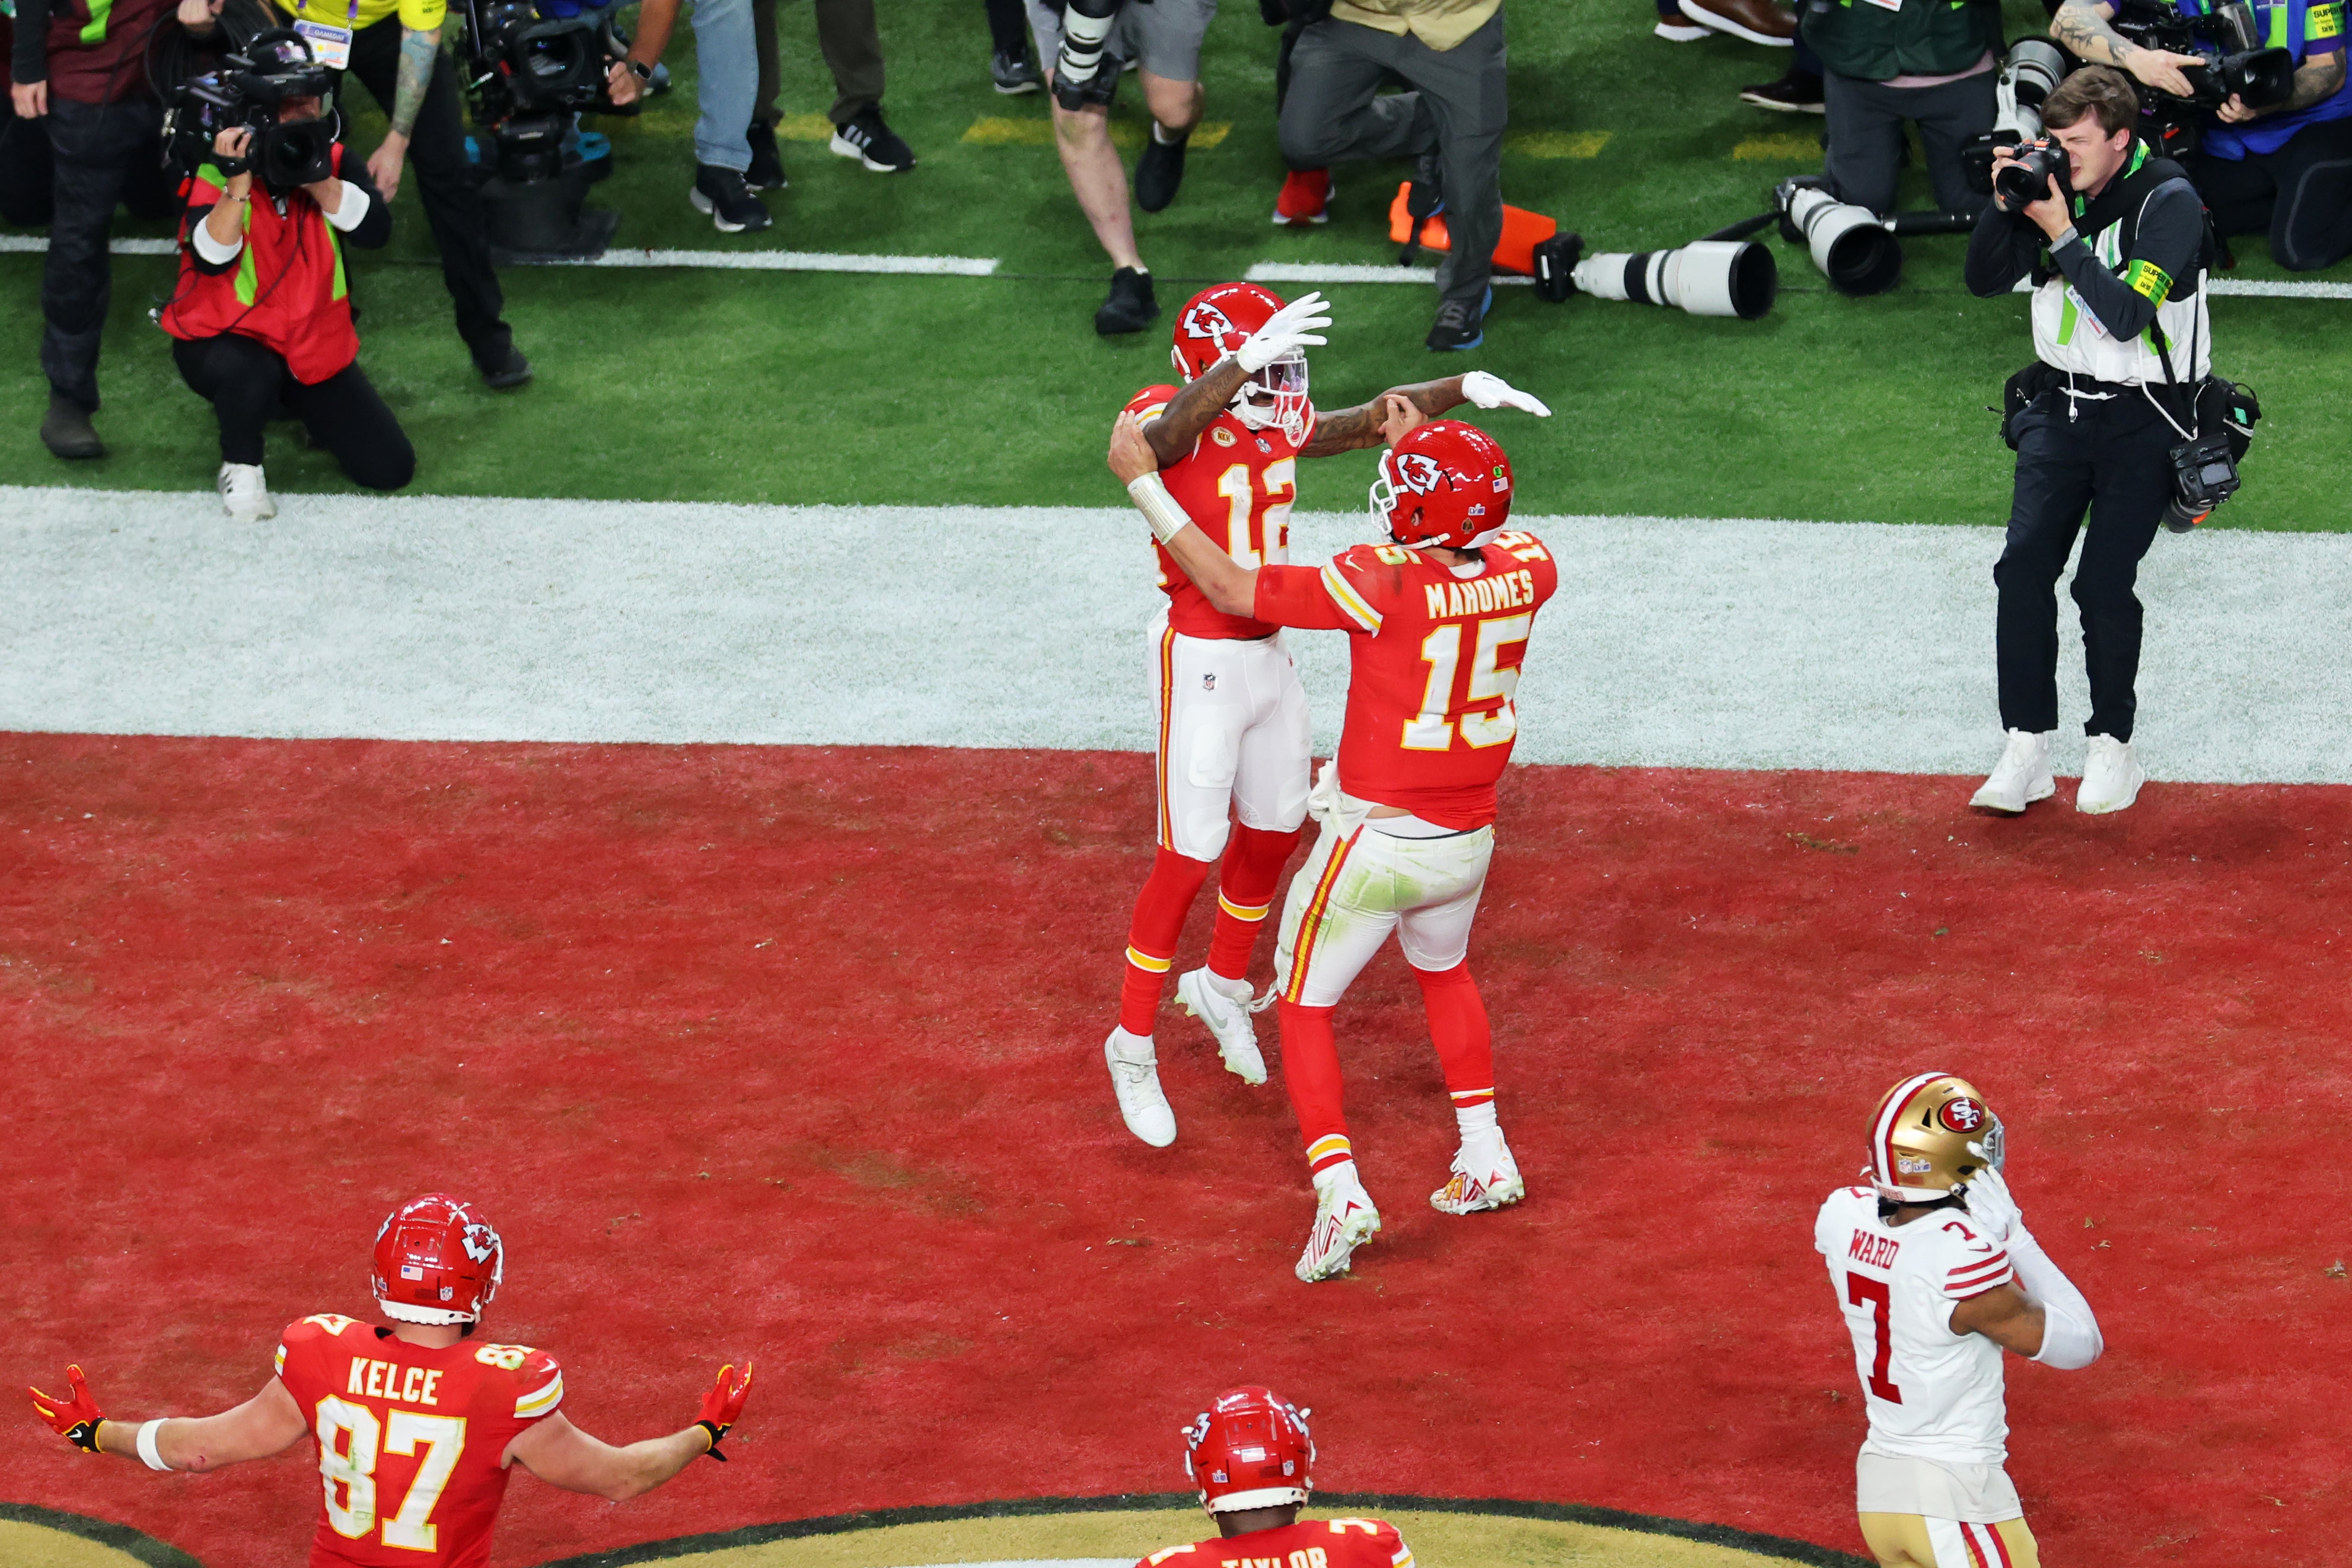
883;1560;1130;1568
0;235;179;256
1246;263;1535;286
0;234;999;274
2006;273;2352;299
4;486;2350;785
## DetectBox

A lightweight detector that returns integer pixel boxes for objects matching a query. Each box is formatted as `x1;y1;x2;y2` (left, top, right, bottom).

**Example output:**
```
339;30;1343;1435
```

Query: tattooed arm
1143;357;1250;466
2049;2;2207;100
1299;376;1468;458
365;20;444;203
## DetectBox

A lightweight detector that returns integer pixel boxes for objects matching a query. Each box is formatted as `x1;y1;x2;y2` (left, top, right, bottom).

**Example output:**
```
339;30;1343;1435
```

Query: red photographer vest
160;145;359;385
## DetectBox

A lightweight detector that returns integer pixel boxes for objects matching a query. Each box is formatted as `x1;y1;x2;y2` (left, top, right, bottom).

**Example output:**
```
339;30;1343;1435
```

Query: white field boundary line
5;486;2351;786
7;237;2345;295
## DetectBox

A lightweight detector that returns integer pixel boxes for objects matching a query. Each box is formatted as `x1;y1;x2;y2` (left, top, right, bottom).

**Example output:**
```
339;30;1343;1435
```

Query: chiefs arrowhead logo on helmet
372;1194;505;1326
1371;420;1515;550
1392;452;1445;495
1181;302;1239;346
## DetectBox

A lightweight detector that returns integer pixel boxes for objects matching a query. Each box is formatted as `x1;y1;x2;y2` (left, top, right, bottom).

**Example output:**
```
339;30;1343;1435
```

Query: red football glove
30;1365;106;1454
694;1360;753;1462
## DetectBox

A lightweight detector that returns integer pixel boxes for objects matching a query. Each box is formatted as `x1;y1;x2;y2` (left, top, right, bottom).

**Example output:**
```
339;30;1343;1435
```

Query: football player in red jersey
1105;278;1551;1154
1111;404;1556;1282
1137;1386;1418;1568
28;1194;753;1568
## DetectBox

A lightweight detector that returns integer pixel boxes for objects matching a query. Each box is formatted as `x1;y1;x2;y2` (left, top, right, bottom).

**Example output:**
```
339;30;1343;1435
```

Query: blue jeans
691;0;757;171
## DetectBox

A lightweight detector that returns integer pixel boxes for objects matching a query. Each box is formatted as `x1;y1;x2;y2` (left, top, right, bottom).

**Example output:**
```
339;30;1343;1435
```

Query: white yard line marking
1247;263;1535;286
5;487;2349;785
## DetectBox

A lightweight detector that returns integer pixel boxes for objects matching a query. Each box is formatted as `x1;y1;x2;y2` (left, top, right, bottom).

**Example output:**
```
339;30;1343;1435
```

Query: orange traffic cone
1386;182;1561;276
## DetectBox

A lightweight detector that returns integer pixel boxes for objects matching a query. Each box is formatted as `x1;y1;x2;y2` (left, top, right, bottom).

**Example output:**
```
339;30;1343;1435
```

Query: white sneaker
1174;967;1267;1085
1653;17;1711;38
1969;728;2055;814
218;462;276;521
1104;1028;1175;1147
1430;1133;1525;1215
2076;735;2146;814
1295;1164;1382;1283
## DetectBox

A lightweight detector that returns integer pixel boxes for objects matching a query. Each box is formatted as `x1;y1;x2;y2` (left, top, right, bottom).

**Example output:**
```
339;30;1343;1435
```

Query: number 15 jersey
1127;384;1305;640
275;1313;566;1568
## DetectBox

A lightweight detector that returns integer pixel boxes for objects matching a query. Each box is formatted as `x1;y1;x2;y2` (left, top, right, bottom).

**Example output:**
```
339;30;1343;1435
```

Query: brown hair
2041;65;2141;136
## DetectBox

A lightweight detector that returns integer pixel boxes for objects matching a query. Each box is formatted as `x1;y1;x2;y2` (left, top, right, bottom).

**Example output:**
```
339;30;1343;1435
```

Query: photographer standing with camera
160;30;414;520
1963;66;2210;817
2054;0;2352;270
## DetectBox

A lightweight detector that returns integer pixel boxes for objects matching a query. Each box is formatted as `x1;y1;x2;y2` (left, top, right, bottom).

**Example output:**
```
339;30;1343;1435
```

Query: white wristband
1127;473;1192;545
136;1418;172;1471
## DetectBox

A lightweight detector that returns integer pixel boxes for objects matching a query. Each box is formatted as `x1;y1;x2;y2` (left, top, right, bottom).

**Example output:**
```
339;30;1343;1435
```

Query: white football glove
1235;291;1332;373
1459;371;1552;418
1962;1156;2023;1245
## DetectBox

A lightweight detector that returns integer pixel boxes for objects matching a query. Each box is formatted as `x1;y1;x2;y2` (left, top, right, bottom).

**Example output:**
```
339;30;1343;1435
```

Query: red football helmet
1171;282;1310;445
371;1194;503;1325
1183;1385;1314;1513
1371;419;1514;549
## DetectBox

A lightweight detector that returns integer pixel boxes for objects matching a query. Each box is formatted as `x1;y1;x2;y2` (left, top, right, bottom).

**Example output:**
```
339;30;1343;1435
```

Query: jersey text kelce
1137;1516;1416;1568
274;1314;566;1568
1815;1186;2017;1467
1254;532;1558;829
1128;383;1306;640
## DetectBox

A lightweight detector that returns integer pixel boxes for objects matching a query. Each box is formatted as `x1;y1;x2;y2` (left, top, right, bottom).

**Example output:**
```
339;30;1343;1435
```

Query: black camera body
2162;377;2261;530
1994;141;2070;211
165;31;339;192
2108;0;2296;152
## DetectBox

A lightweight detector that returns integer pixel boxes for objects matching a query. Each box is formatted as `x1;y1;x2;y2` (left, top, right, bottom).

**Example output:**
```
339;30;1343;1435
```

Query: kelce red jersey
1136;1516;1418;1568
274;1314;566;1568
1128;383;1309;640
1255;531;1558;829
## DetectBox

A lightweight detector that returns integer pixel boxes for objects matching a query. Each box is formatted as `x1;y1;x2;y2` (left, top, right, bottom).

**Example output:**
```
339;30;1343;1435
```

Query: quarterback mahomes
1110;401;1554;1283
28;1194;754;1568
1104;279;1550;1158
1817;1075;2104;1568
1139;1386;1419;1568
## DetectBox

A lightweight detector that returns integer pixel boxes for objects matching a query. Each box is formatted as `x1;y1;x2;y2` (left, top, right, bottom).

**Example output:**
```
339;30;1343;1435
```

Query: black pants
40;95;164;411
983;0;1027;57
337;20;512;364
172;333;416;490
2185;116;2352;273
1;100;57;226
754;0;888;128
1821;68;1993;218
1994;387;2179;742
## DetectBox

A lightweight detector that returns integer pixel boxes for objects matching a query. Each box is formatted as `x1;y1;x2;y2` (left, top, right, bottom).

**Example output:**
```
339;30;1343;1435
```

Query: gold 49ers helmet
1867;1071;2004;1202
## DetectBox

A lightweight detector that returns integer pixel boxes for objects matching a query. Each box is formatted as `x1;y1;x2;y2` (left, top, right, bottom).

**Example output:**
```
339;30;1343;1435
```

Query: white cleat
217;462;276;522
1295;1166;1382;1283
1104;1028;1176;1147
1969;728;2055;814
1174;967;1267;1085
1430;1134;1525;1215
2076;734;2146;814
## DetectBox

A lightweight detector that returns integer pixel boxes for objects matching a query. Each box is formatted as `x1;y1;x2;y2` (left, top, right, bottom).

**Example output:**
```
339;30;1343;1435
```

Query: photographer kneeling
1963;66;2208;817
159;33;415;521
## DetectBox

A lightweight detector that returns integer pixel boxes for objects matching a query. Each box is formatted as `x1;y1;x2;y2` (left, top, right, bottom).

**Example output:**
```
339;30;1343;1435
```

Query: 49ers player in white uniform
29;1194;753;1568
1138;1385;1419;1568
1111;403;1553;1283
1103;281;1551;1151
1817;1074;2104;1568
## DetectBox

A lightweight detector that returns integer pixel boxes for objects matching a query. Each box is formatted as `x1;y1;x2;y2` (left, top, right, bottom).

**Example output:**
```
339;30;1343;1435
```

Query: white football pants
1148;611;1311;862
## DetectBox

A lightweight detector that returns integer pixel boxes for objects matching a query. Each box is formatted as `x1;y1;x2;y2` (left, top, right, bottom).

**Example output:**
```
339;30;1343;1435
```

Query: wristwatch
624;59;652;81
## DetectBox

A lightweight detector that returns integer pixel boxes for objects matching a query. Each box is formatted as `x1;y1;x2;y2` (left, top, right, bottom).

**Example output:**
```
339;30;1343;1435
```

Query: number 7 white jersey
1815;1185;2017;1466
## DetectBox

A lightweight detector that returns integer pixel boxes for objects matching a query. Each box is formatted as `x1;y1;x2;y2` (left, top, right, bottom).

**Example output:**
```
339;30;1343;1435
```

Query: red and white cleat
1273;168;1332;226
1430;1134;1525;1215
1296;1164;1381;1282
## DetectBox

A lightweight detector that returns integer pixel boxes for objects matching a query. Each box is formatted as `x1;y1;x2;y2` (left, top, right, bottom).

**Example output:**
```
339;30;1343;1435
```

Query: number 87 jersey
275;1313;566;1567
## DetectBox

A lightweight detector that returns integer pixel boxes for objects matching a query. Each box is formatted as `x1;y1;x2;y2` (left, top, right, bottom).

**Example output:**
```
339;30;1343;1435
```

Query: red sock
1117;847;1215;1035
1207;824;1303;981
1277;999;1352;1175
1413;961;1494;1112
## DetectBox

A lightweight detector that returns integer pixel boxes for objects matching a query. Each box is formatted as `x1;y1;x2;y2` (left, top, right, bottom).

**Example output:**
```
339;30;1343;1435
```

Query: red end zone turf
2;736;2347;1568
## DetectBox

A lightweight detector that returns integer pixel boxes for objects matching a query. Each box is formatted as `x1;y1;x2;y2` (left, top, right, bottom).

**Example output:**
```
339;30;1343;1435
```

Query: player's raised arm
29;1364;308;1473
1301;371;1551;458
505;1359;753;1503
1954;1164;2104;1369
1144;291;1334;465
1111;412;1260;617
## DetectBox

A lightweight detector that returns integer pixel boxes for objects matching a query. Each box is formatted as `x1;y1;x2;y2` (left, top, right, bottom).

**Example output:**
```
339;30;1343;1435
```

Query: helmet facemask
1229;350;1309;445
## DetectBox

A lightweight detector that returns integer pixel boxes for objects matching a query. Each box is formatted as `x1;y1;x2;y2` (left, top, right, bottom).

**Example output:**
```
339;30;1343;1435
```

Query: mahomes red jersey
1255;531;1558;829
274;1314;566;1568
1128;383;1309;640
1137;1517;1418;1568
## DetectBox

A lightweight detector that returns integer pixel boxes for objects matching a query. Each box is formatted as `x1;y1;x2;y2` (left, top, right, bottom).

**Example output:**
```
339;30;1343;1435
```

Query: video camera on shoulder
461;0;631;128
2108;0;2295;151
165;28;339;192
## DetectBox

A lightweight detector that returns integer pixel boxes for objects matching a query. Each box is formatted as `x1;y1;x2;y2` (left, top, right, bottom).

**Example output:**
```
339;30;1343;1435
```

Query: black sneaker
991;49;1042;94
1739;69;1825;113
1425;286;1491;352
745;120;789;189
1095;266;1159;336
40;393;104;460
691;164;773;232
831;106;916;173
1134;127;1190;213
476;340;534;390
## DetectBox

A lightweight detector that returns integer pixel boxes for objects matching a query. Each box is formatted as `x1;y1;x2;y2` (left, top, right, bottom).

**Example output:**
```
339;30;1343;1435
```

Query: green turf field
4;0;2346;526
